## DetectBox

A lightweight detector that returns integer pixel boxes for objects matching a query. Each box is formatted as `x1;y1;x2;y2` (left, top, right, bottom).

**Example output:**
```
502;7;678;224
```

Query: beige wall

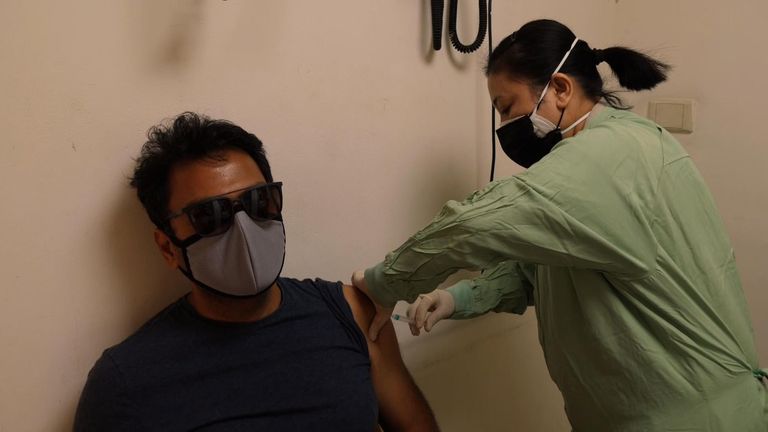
0;1;764;431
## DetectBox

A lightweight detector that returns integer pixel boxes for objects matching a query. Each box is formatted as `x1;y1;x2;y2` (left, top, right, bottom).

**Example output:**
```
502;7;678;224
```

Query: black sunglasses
165;182;283;239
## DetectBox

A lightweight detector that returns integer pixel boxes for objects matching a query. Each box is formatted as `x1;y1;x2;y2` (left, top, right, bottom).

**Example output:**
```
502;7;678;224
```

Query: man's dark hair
129;112;273;229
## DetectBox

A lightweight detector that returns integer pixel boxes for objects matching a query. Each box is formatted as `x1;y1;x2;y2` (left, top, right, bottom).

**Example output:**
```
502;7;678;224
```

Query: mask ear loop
531;83;551;116
532;37;580;117
560;110;592;136
554;108;566;129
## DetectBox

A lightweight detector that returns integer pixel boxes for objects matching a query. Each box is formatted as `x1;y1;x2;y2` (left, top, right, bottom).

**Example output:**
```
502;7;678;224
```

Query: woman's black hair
129;112;273;229
485;19;670;109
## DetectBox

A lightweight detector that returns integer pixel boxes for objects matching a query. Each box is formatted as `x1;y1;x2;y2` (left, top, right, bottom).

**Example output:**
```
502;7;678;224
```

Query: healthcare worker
352;19;767;431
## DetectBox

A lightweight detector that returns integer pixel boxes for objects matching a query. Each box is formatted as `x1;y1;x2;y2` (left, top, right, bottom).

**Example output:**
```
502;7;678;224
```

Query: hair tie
592;48;605;65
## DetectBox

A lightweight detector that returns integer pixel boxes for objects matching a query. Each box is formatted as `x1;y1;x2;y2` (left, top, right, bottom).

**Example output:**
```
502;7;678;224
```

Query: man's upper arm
342;285;440;432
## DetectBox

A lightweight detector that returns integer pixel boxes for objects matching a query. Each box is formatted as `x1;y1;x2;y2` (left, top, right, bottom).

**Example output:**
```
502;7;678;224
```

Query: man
74;112;439;431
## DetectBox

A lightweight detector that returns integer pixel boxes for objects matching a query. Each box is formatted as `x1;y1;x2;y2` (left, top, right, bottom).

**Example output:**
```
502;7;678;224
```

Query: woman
353;19;767;431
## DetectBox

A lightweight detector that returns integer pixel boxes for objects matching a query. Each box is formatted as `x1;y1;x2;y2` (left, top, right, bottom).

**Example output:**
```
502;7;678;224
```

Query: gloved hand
406;289;455;336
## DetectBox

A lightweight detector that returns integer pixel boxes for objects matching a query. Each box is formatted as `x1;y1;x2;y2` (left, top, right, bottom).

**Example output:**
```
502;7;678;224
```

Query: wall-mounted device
431;0;489;54
430;0;497;181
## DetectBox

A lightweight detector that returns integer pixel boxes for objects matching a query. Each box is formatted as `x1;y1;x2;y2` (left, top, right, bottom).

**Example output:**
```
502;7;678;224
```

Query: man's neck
187;283;282;323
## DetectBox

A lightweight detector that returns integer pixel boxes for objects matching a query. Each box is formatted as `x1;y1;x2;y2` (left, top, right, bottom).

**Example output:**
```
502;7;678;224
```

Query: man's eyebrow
184;182;267;208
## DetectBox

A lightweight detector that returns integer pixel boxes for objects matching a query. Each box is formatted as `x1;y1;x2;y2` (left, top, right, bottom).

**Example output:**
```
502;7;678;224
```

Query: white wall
0;1;764;431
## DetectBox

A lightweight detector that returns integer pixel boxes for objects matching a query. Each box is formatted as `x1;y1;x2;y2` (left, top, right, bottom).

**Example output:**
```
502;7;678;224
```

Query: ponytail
598;47;670;91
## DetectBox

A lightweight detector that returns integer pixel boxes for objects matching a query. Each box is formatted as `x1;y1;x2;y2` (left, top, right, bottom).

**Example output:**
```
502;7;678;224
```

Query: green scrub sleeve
446;261;535;319
364;131;657;306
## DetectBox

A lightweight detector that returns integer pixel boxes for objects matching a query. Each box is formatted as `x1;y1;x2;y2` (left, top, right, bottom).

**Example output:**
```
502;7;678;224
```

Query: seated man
74;112;439;431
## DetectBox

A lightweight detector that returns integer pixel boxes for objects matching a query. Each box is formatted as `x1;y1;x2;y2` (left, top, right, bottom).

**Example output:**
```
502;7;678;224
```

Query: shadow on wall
420;0;437;63
132;0;205;71
104;185;187;337
59;186;186;431
128;0;290;74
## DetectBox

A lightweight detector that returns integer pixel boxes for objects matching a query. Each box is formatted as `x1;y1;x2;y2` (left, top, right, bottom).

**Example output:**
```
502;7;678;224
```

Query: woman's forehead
488;73;534;106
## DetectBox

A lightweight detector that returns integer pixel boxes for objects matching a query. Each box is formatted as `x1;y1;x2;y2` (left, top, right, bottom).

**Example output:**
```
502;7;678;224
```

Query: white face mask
530;108;559;138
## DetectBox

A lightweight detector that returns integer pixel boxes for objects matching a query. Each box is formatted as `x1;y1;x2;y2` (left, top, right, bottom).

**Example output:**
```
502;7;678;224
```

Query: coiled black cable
448;0;487;53
430;0;495;180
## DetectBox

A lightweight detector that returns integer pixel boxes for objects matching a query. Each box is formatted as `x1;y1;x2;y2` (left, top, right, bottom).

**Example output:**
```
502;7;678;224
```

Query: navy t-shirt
74;278;378;431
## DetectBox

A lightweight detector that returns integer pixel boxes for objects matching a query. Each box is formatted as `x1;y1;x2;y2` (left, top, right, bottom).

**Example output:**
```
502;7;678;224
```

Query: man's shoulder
103;297;189;362
279;276;340;290
278;276;346;302
279;277;368;342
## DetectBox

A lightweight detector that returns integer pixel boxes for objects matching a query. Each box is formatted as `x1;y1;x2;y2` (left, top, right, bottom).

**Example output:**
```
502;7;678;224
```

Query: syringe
390;313;413;324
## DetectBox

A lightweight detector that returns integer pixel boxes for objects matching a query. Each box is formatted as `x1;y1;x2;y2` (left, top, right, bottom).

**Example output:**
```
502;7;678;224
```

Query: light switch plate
648;99;694;134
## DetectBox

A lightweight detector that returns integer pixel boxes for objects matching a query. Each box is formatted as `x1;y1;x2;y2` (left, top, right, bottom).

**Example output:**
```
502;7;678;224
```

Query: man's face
155;148;267;269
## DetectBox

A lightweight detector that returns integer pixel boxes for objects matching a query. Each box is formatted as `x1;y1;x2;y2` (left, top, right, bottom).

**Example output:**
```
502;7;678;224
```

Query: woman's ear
551;73;574;109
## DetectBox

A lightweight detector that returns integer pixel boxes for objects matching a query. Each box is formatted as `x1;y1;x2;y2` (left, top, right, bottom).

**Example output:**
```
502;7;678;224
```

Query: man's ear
551;73;574;109
154;228;181;269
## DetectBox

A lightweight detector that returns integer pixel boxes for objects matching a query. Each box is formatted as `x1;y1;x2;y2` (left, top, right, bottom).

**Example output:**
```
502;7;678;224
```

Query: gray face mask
179;212;286;297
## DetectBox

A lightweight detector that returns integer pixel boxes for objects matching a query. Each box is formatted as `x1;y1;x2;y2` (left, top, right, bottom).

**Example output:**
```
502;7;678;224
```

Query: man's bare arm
343;284;440;432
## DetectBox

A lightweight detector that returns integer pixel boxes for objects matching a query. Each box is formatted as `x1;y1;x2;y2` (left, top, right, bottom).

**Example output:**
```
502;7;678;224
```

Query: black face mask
493;36;588;169
495;111;565;168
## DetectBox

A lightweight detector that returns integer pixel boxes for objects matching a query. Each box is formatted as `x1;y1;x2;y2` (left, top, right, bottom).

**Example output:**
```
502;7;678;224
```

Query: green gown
365;106;767;431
